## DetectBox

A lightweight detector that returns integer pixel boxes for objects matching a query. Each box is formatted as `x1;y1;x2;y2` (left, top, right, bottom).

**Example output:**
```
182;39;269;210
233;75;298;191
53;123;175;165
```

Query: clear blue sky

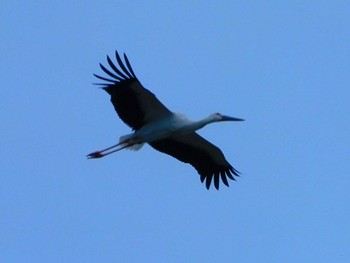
1;1;349;262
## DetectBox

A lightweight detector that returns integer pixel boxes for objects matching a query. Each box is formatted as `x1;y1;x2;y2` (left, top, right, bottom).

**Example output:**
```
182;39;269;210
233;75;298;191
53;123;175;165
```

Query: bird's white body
120;112;239;151
122;113;201;148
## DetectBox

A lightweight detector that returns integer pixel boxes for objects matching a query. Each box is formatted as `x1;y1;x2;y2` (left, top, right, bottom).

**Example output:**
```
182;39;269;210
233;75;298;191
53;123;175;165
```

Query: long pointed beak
221;115;245;122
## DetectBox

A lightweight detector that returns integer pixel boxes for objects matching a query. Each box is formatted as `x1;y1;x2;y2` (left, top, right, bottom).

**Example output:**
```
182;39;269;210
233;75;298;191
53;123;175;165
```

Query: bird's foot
87;151;104;159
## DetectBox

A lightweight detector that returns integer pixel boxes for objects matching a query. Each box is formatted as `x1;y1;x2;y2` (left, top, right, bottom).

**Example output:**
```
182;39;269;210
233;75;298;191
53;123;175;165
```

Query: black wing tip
201;166;241;190
94;50;137;86
123;52;136;78
115;51;134;79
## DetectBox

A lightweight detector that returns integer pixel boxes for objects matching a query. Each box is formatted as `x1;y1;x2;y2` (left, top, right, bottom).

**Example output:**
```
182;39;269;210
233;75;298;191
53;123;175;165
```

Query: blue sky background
1;1;349;262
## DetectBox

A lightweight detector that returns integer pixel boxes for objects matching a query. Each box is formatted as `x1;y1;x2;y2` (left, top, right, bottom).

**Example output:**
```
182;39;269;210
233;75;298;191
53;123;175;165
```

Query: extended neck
193;115;217;130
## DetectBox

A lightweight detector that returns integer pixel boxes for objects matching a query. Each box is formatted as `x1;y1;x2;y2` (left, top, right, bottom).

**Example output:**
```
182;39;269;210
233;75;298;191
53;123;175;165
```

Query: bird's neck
194;116;216;130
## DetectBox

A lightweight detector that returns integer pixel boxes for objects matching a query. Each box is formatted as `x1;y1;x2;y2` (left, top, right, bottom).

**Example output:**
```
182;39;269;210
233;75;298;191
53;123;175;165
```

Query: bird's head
210;112;245;122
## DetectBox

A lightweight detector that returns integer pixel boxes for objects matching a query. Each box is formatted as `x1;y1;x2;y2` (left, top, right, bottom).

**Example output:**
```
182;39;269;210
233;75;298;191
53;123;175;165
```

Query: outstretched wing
94;51;172;130
150;133;240;190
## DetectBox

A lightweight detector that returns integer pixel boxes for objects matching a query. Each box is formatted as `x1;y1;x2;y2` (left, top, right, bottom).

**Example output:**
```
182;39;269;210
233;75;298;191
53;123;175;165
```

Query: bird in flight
87;51;244;190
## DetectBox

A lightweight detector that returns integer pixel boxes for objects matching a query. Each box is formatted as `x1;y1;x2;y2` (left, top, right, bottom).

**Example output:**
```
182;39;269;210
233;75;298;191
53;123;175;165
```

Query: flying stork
87;51;244;190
